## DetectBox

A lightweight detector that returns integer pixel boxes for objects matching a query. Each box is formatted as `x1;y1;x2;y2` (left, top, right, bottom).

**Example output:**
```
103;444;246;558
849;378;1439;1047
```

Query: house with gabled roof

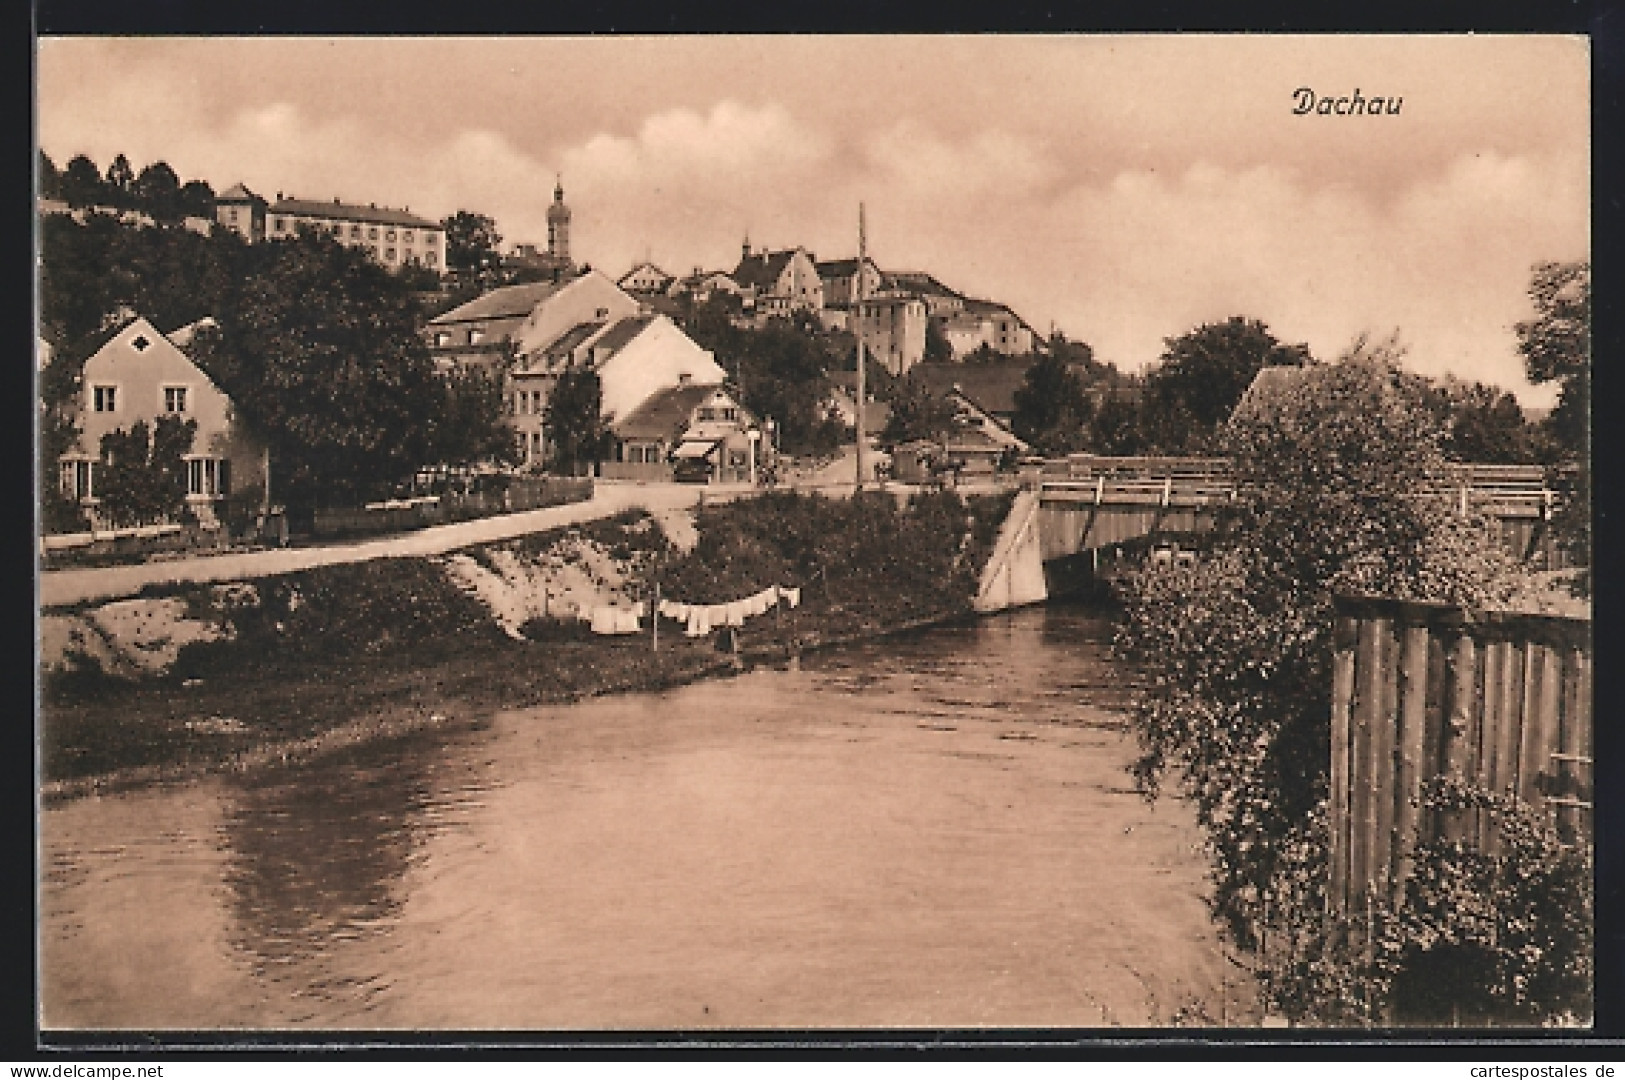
214;182;268;242
816;256;884;309
426;280;565;375
605;383;763;484
58;315;266;528
730;241;823;318
669;269;743;305
618;262;675;294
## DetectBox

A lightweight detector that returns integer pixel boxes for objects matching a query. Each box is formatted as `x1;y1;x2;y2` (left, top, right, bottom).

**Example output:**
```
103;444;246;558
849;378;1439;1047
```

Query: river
40;602;1253;1031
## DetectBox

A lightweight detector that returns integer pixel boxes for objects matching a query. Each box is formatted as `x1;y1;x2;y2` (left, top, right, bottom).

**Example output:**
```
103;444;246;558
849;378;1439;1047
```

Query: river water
40;603;1251;1031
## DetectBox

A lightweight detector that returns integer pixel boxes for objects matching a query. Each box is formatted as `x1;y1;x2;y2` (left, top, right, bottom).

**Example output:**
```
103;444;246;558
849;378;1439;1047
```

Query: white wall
515;270;641;360
596;316;726;423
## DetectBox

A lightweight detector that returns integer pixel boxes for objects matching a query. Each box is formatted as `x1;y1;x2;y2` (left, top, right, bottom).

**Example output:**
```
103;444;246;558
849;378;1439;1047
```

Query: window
228;208;239;223
426;232;439;245
469;328;486;345
350;225;361;238
93;385;117;413
531;432;542;459
131;335;151;352
369;227;378;239
426;251;438;267
386;229;396;241
163;386;189;413
434;331;452;348
403;230;413;243
274;217;286;232
61;460;93;501
385;248;397;262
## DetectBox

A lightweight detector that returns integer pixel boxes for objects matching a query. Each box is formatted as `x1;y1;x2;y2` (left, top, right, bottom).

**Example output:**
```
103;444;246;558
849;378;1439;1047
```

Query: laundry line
581;584;802;637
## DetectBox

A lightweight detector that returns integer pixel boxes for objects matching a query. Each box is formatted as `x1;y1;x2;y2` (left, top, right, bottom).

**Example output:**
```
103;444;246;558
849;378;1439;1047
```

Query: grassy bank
42;491;1014;800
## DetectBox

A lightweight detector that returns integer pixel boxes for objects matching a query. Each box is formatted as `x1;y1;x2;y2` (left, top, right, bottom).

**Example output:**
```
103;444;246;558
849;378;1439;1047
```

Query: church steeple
546;174;572;265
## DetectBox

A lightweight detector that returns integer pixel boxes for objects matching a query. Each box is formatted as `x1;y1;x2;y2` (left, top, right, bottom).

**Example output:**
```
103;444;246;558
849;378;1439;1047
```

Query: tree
1086;391;1143;455
442;210;504;279
1012;353;1092;454
427;362;520;470
178;179;217;220
61;154;104;209
543;368;611;476
881;375;959;449
188;230;449;515
1115;336;1524;1019
95;415;197;527
1139;316;1310;453
1515;260;1589;569
728;319;840;455
39;150;62;200
1436;381;1537;464
923;318;952;364
104;154;135;207
133;161;183;222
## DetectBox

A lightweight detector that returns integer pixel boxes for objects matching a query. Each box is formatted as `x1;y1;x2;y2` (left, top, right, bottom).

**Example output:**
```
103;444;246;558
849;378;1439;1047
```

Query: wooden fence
1327;595;1592;921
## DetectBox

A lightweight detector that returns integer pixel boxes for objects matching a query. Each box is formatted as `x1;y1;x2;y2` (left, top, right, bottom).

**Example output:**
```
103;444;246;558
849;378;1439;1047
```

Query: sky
37;35;1588;405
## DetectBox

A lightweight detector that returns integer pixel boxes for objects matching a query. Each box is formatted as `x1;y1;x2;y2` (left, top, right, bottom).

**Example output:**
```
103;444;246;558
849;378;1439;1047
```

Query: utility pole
855;202;867;493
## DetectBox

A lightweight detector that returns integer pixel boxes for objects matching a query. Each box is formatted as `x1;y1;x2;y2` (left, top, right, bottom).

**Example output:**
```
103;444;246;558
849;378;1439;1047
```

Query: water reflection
43;604;1245;1029
215;726;500;1011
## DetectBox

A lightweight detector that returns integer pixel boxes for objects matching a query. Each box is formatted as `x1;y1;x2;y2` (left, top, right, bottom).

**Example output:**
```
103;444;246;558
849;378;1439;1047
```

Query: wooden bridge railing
1327;595;1591;925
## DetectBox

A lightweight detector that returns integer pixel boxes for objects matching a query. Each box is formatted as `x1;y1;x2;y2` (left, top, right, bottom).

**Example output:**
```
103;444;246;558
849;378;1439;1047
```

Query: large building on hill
217;182;446;273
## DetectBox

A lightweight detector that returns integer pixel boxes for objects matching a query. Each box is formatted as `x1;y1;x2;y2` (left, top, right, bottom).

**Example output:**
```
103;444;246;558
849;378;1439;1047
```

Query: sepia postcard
34;34;1593;1041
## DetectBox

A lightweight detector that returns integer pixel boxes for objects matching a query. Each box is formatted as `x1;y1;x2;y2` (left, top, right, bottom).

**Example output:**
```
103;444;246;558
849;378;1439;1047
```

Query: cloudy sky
37;35;1587;403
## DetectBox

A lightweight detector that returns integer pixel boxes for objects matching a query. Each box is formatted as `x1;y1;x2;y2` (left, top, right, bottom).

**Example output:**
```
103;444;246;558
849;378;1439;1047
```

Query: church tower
546;176;572;265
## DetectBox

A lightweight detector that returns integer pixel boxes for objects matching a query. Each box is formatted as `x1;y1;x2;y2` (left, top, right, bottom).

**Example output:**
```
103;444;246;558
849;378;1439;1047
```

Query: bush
1253;782;1593;1026
1114;338;1543;1015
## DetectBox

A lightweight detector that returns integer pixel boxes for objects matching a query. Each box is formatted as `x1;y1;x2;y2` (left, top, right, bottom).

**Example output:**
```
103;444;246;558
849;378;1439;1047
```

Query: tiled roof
589;315;657;359
612;382;720;441
909;362;1031;417
881;270;962;298
731;250;797;291
538;320;608;365
618;262;673;286
269;196;438;230
217;182;265;204
816;257;877;279
429;282;562;326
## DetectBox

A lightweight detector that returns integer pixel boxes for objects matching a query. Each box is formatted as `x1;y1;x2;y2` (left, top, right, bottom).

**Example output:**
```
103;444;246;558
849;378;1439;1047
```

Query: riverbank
41;490;1013;802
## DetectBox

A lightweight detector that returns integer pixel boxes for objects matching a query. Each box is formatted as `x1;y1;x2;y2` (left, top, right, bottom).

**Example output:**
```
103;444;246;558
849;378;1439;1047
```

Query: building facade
252;191;445;272
618;262;675;294
214;182;267;242
854;294;928;376
58;316;265;527
731;243;824;318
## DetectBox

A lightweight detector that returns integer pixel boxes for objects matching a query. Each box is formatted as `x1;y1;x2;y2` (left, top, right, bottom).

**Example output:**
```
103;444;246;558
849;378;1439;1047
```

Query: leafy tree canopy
1013;353;1093;455
187;230;449;512
442;210;504;278
543;367;611;476
1140;316;1310;453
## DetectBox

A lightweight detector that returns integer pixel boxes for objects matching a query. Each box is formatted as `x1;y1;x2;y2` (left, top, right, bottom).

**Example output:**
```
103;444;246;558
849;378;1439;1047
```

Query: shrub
1114;337;1546;1015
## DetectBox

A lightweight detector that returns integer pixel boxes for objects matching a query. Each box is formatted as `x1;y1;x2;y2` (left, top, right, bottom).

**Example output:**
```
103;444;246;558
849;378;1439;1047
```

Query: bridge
974;456;1565;613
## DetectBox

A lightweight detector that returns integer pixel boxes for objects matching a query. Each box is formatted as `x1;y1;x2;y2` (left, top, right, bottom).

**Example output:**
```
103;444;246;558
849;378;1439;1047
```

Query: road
38;481;751;610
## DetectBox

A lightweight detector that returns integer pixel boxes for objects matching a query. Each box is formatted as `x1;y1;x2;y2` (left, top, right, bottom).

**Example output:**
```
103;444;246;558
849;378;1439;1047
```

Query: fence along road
38;481;743;610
